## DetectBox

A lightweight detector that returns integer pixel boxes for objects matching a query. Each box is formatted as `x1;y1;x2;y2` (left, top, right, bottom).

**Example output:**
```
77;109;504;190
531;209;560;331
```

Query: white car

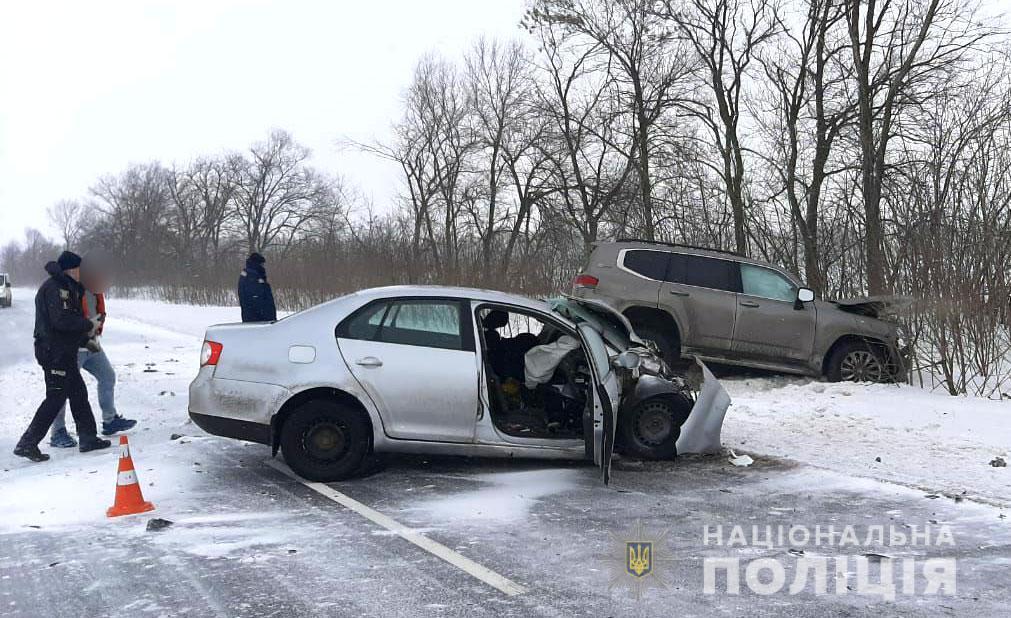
0;273;11;308
189;286;731;484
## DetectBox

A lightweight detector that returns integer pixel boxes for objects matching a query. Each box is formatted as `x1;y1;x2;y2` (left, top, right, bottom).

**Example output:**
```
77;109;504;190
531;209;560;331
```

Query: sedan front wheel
616;394;692;460
280;400;372;482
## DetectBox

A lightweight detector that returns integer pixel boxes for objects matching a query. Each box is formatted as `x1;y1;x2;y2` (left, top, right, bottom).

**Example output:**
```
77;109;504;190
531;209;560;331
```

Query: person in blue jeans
49;259;136;447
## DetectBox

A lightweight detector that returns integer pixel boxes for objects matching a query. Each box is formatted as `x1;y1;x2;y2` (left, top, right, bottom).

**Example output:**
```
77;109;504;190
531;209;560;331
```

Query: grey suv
572;240;906;382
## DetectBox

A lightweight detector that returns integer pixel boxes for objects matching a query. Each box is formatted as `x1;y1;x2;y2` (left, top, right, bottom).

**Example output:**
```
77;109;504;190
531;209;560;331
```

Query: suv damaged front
828;295;912;380
548;296;731;456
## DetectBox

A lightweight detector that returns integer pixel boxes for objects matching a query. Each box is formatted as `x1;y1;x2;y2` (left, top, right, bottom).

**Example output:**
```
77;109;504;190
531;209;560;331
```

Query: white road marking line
265;459;527;596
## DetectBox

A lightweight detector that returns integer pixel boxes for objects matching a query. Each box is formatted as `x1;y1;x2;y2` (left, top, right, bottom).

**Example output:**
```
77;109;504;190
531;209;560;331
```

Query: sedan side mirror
613;350;641;370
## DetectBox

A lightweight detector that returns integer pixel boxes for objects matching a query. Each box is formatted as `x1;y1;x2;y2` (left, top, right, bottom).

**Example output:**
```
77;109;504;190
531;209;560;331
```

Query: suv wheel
634;325;680;365
827;341;886;383
280;400;371;482
616;394;692;460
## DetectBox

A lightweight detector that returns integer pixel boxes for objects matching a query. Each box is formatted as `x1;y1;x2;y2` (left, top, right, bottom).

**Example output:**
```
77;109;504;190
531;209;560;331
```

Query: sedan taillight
200;341;223;367
573;274;599;289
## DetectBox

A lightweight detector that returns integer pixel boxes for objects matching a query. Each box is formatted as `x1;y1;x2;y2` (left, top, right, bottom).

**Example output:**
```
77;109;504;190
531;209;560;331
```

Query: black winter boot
79;436;112;453
14;444;50;462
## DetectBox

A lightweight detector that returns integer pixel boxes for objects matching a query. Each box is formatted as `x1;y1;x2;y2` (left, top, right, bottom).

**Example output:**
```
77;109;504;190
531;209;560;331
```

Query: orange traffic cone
107;435;155;518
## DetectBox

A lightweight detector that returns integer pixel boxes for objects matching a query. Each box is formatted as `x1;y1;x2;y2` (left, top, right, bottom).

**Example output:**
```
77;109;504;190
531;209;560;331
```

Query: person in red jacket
48;256;137;447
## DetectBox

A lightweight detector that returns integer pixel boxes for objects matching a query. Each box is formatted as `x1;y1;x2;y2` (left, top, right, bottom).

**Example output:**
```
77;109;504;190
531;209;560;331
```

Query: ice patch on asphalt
404;469;580;523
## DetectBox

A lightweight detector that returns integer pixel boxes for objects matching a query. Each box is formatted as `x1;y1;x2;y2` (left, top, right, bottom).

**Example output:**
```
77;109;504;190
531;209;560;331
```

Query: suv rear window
668;253;740;293
621;250;669;280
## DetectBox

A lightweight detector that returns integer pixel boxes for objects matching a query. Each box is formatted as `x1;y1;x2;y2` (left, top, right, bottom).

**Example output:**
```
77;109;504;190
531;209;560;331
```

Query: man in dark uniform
13;251;112;462
238;252;277;322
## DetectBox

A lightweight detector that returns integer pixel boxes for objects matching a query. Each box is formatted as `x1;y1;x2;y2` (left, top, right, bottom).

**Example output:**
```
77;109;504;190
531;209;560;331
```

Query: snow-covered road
1;287;1009;616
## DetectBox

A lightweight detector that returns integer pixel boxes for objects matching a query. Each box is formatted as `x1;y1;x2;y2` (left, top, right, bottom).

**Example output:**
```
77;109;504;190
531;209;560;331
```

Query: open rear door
578;324;619;485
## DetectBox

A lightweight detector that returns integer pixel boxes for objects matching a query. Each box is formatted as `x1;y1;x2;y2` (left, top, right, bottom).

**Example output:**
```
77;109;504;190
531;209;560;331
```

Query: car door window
380;301;463;350
667;253;741;293
621;249;670;281
740;264;797;302
339;299;466;351
340;301;389;340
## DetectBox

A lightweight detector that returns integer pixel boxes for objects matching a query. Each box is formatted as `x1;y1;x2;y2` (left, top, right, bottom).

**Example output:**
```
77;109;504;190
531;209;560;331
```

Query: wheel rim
839;349;884;382
633;401;674;447
303;420;349;462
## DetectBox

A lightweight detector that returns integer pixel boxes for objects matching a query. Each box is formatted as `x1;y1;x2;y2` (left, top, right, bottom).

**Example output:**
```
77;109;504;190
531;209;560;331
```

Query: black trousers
18;363;98;447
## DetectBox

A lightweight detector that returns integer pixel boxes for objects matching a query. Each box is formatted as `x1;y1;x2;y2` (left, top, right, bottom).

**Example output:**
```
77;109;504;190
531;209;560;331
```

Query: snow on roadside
721;376;1011;506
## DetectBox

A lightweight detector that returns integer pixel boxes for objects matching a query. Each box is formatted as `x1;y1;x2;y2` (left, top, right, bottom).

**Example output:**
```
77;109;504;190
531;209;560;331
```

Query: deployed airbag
524;335;581;389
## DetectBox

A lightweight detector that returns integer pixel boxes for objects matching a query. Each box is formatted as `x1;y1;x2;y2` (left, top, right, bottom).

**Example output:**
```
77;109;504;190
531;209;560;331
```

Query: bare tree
528;0;694;240
526;12;637;254
232;130;326;253
663;0;780;253
47;199;92;249
758;0;853;293
844;0;993;294
464;38;534;275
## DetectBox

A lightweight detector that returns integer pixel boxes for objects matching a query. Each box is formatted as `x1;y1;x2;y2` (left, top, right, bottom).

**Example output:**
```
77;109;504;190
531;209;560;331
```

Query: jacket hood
45;261;64;277
44;260;82;290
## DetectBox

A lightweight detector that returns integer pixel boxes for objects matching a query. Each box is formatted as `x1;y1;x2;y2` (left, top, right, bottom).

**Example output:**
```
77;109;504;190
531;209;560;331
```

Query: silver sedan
189;286;731;484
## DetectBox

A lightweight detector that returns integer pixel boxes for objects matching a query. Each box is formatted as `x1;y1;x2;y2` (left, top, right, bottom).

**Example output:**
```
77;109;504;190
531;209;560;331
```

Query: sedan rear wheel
280;400;371;482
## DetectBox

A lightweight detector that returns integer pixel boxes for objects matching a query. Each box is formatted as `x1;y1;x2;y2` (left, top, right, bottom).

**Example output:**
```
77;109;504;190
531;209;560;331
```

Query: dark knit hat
57;250;82;271
247;252;266;265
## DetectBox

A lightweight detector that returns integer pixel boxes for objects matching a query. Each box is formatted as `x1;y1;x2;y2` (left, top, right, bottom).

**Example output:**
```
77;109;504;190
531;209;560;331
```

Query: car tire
634;325;680;365
616;394;692;460
826;340;887;383
280;400;372;482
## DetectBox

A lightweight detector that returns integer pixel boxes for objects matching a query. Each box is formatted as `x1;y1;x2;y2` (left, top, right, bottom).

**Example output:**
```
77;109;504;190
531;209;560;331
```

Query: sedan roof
347;285;552;312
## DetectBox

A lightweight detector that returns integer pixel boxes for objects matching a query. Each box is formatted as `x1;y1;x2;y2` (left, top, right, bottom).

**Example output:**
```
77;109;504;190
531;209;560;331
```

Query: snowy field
1;286;1010;616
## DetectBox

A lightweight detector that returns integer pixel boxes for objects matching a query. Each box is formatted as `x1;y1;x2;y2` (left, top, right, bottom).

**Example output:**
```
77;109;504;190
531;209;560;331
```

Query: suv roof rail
613;238;744;258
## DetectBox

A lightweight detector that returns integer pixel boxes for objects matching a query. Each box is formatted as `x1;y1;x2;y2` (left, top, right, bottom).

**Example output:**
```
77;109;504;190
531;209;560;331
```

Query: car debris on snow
728;450;753;467
990;457;1007;468
146;518;173;532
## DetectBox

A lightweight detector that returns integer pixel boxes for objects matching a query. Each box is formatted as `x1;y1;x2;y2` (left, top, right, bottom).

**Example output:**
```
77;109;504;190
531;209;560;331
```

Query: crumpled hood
829;295;912;318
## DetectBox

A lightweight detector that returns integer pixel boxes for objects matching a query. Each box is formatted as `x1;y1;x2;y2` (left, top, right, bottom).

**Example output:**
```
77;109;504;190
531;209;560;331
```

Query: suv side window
621;249;669;280
740;264;797;302
668;253;741;293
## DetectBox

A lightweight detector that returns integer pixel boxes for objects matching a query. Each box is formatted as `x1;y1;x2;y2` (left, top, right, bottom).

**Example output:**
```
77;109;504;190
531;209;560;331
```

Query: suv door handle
669;290;690;297
355;356;383;368
740;301;760;308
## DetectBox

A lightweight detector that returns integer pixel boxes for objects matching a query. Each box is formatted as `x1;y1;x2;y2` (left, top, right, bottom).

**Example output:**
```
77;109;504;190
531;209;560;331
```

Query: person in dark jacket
238;252;277;322
13;251;112;462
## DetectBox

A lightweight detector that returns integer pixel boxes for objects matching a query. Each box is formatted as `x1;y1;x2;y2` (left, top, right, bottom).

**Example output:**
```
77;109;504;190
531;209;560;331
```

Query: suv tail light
200;341;223;367
573;274;599;289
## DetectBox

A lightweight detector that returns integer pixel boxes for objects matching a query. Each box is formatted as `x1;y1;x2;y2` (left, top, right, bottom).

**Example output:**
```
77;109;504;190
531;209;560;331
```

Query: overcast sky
0;0;527;246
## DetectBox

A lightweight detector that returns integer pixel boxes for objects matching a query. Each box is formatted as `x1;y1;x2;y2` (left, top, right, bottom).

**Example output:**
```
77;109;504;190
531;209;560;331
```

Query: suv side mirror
795;287;815;310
